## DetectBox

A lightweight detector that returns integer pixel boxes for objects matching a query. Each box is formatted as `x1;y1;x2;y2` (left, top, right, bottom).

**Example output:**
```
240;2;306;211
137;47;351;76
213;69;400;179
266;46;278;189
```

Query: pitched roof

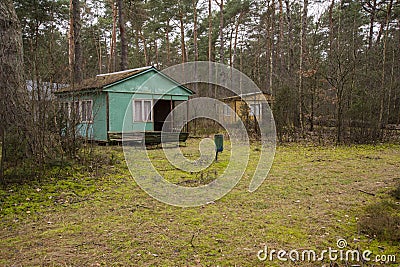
56;66;154;93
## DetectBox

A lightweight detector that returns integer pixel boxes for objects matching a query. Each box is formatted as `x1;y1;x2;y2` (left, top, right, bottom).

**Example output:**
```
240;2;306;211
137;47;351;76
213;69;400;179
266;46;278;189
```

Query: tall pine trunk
108;1;117;72
70;0;82;83
217;0;224;63
208;0;213;97
117;0;128;71
178;0;187;63
166;20;171;66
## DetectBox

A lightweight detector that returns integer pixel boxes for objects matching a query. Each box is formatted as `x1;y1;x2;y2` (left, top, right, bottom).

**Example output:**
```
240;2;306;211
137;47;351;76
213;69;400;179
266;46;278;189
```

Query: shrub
358;200;400;242
390;183;400;200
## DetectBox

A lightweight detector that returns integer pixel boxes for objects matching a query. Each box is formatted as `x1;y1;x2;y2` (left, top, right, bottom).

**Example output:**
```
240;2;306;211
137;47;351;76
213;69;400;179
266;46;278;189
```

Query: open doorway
153;100;172;131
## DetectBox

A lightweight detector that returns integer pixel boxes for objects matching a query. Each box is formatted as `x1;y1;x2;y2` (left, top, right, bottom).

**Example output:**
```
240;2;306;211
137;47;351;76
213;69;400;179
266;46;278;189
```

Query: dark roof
55;66;153;93
221;92;272;101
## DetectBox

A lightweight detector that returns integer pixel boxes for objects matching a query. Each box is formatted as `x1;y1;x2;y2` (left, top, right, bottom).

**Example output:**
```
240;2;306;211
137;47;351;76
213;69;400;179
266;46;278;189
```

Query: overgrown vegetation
359;201;400;242
359;181;400;243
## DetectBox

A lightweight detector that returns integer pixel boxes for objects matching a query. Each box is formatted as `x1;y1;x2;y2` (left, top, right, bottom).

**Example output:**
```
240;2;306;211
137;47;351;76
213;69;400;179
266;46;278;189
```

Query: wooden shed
220;92;273;123
55;66;194;143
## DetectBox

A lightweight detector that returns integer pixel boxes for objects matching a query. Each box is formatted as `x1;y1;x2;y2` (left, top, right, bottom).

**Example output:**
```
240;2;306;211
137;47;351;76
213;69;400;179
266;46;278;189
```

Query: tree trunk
117;0;128;71
298;0;308;131
368;0;377;49
166;19;171;66
69;0;74;82
328;0;334;52
208;0;213;96
139;29;149;65
108;1;117;72
0;0;26;182
98;34;102;73
208;0;213;62
277;0;284;67
178;1;187;63
72;0;82;82
336;90;344;144
216;0;224;63
232;11;243;67
284;0;294;72
269;0;275;110
0;128;4;184
179;10;186;63
386;49;395;124
193;0;198;95
193;0;198;62
378;0;393;131
154;39;159;68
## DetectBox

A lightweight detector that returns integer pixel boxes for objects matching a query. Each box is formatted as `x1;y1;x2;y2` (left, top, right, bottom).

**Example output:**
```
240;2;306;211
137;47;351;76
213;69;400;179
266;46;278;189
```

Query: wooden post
186;99;189;133
170;98;173;132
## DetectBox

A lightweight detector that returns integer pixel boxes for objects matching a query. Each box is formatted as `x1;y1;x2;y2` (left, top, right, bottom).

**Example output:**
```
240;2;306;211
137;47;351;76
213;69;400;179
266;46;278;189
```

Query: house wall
108;92;190;133
222;93;272;124
57;91;108;142
108;92;154;132
106;69;192;134
57;69;193;141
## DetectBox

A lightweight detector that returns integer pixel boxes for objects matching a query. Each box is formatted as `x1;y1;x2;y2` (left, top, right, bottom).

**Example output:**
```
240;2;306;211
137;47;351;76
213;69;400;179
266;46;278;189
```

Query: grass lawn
0;139;399;266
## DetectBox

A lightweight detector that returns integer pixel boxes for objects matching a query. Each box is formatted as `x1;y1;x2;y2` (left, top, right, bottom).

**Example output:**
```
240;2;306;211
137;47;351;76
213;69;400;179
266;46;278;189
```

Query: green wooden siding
58;92;108;141
106;69;191;134
56;67;193;141
108;92;190;133
92;92;107;141
108;92;154;132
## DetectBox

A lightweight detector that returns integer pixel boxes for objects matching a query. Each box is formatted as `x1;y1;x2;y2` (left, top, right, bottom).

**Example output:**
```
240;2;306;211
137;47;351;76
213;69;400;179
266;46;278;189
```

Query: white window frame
72;100;80;122
133;99;153;122
60;100;93;123
249;103;261;116
81;100;93;123
223;104;231;116
60;102;71;118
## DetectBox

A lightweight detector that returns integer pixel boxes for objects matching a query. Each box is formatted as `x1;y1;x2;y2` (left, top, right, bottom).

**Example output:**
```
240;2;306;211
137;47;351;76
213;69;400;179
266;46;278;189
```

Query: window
81;100;93;123
73;101;80;120
59;100;92;123
60;102;71;118
133;100;152;122
223;104;231;116
249;103;261;116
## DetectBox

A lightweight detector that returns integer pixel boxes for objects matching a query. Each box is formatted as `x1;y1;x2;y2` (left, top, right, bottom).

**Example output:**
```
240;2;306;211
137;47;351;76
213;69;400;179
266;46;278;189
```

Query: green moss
1;142;400;266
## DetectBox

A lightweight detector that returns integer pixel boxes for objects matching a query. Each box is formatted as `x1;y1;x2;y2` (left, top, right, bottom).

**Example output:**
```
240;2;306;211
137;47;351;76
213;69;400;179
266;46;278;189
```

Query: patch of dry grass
0;141;399;266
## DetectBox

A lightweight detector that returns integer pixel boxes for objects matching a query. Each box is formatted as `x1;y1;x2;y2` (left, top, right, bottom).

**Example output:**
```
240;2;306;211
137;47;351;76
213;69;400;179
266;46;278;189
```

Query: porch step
108;131;189;145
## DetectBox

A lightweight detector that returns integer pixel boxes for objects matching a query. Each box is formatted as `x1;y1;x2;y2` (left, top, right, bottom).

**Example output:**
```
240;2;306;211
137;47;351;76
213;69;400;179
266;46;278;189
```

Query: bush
390;183;400;200
358;200;400;242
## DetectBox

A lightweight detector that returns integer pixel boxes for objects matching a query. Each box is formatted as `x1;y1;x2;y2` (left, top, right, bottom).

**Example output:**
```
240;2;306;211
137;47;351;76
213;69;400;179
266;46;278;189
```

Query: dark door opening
153;100;172;131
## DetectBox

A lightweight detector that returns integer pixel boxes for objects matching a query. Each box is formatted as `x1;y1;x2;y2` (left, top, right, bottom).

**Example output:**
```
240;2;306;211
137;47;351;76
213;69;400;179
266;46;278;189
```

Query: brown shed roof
56;67;153;93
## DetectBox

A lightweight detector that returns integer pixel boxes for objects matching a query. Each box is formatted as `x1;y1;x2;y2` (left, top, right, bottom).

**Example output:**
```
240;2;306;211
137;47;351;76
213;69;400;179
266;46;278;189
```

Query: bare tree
298;0;308;131
268;0;275;109
378;0;393;130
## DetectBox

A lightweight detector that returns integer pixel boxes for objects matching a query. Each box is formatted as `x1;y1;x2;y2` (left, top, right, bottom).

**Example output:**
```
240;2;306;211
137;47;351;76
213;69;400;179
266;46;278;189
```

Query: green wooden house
55;66;194;143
